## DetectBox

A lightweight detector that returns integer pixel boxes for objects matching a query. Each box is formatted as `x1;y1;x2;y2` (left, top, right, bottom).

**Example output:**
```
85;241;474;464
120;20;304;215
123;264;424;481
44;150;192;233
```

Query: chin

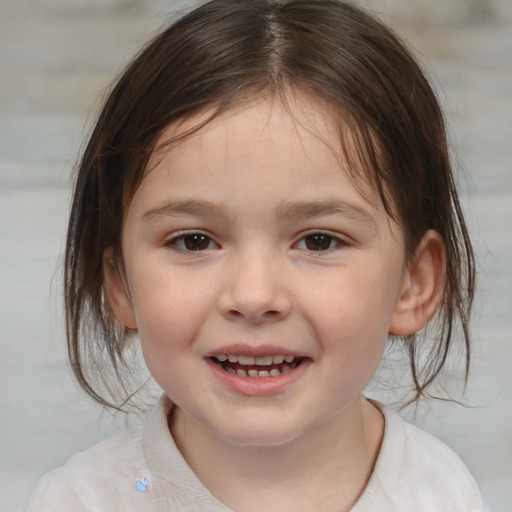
213;416;310;448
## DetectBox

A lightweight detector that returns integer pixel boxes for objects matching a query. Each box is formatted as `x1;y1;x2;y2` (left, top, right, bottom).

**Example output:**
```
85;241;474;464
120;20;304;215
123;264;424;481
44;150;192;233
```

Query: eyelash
166;232;219;252
166;231;346;253
294;232;346;252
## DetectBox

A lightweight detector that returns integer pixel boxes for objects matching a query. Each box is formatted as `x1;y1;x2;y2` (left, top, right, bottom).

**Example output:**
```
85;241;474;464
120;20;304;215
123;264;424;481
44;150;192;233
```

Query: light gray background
1;0;511;510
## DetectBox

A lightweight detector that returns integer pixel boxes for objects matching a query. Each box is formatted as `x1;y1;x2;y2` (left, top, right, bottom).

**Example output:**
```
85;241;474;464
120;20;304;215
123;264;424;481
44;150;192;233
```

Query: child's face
110;98;409;446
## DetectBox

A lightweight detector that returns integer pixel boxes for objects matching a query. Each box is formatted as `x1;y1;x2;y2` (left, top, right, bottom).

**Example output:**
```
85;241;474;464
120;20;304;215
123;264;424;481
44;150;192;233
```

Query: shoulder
21;396;230;512
21;429;148;511
354;402;488;512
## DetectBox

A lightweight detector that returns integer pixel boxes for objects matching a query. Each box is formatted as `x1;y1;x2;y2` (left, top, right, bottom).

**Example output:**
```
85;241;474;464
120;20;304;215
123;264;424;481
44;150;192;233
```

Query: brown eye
185;234;211;250
302;234;338;251
171;233;215;251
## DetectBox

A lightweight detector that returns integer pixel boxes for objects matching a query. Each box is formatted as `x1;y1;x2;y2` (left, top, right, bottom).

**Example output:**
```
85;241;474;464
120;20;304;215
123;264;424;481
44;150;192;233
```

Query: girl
23;0;487;510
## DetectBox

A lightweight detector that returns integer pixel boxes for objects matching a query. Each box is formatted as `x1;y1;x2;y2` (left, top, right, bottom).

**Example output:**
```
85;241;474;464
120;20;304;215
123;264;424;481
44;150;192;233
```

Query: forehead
162;101;330;164
143;96;376;198
124;98;394;234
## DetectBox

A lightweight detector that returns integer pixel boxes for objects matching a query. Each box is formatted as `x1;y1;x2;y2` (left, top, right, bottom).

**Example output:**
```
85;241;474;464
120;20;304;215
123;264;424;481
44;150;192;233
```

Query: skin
105;97;445;511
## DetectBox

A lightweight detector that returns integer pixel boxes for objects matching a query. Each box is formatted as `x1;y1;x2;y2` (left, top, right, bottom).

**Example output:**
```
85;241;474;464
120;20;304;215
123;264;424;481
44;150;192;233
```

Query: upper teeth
216;354;295;365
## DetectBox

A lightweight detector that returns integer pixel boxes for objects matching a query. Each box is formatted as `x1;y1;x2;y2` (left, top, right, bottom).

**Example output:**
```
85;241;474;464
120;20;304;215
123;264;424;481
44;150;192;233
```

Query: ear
390;230;446;336
103;247;137;330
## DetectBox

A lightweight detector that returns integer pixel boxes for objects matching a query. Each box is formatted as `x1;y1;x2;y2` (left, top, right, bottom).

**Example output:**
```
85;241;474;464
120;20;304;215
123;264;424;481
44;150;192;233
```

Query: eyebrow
275;199;376;224
143;198;376;225
143;200;230;220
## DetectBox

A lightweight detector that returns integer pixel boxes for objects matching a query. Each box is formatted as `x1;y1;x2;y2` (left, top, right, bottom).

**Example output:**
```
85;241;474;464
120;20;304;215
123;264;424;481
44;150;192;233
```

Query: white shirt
22;396;488;511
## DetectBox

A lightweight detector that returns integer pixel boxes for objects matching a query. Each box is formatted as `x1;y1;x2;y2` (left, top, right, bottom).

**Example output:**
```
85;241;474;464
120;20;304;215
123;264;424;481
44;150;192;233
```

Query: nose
218;248;292;324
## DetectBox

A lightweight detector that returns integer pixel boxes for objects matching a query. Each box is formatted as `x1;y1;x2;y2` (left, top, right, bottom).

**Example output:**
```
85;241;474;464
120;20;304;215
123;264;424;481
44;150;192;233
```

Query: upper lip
204;344;303;358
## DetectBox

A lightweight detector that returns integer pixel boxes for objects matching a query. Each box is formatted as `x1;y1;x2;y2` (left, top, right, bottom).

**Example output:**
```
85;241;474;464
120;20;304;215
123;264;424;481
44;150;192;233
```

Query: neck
170;398;384;512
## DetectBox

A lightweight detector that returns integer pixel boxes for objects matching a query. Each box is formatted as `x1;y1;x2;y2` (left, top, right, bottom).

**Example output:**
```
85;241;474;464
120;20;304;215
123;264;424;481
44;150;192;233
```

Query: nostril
226;308;282;322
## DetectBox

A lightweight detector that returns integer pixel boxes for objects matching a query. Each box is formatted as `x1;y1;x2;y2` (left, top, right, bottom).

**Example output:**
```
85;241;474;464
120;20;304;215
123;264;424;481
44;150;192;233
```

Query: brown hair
65;0;475;410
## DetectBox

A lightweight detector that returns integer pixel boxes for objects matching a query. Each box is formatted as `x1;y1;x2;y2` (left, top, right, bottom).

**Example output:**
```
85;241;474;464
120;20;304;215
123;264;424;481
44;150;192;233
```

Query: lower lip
205;358;310;397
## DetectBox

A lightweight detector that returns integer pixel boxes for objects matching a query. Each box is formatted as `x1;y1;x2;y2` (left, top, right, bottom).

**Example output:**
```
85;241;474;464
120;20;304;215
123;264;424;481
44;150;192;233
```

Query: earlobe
103;248;137;330
390;230;446;336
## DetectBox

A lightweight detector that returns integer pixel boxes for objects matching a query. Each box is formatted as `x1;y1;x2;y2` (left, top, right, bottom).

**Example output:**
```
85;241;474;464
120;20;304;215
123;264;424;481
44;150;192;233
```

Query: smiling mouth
210;353;303;378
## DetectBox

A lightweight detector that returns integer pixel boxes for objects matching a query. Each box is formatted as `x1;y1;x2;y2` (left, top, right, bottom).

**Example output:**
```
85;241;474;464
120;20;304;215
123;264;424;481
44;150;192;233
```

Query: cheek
318;319;388;405
301;266;397;375
129;277;208;360
131;261;213;327
303;265;400;333
322;322;388;378
134;302;201;399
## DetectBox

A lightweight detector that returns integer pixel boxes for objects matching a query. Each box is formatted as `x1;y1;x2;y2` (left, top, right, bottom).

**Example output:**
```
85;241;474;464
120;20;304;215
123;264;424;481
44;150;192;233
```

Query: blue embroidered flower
136;478;149;493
